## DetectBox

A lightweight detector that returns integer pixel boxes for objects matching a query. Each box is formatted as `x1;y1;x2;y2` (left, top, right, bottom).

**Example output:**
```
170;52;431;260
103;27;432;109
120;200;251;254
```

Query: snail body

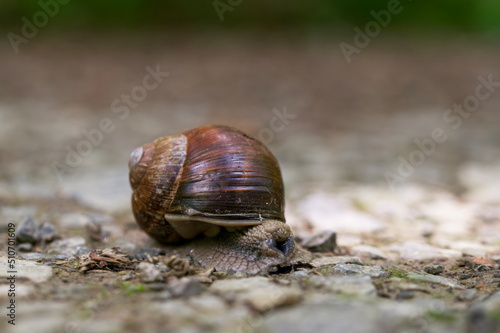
129;125;309;273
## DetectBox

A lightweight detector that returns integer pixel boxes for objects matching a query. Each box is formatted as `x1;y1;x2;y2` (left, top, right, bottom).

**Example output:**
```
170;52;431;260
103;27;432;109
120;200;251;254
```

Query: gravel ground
0;33;500;333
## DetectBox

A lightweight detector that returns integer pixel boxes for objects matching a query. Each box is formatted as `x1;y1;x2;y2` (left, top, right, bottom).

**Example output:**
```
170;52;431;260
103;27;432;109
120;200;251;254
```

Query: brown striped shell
129;125;285;244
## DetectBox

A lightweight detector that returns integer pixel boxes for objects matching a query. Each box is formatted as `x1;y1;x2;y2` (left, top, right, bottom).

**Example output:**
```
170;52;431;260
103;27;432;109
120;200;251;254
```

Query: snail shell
129;125;285;243
128;125;308;273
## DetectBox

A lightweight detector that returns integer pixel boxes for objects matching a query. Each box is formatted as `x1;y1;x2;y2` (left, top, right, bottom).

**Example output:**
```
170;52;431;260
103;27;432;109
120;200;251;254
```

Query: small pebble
47;237;86;256
20;252;46;261
137;262;164;283
396;291;415;300
16;217;40;243
45;254;73;261
423;264;444;275
17;242;33;252
169;277;204;298
37;222;59;243
0;257;53;283
75;246;92;256
16;217;59;244
464;257;495;271
459;273;473;280
308;275;377;297
300;230;337;252
333;264;389;278
211;276;301;311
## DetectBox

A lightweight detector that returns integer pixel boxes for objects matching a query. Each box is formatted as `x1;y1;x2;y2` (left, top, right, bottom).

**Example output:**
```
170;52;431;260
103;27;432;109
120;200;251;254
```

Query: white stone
333;264;389;278
210;277;302;311
47;236;87;256
137;262;164;283
0;257;53;283
308;275;377;296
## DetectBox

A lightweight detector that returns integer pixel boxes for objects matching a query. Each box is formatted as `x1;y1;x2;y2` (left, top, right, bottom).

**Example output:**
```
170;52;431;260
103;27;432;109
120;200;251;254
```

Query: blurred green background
1;0;500;33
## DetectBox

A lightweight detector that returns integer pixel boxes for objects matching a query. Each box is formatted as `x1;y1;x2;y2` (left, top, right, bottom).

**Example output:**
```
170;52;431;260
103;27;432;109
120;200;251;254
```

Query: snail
129;125;310;274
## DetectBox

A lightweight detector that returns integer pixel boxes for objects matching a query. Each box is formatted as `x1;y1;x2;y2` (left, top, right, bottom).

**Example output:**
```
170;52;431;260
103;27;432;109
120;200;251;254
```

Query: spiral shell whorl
129;125;285;244
129;143;155;190
130;134;187;243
